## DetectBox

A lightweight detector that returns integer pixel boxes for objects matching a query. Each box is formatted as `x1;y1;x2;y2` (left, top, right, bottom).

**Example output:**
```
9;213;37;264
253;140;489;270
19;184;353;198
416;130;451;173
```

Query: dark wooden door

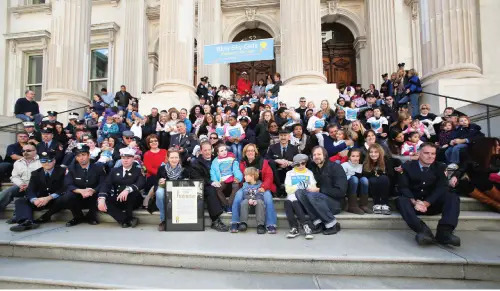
230;60;275;86
323;43;356;88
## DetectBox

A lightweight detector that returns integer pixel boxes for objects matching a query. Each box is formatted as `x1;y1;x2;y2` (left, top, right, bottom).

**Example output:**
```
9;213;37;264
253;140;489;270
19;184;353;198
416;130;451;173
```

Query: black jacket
242;127;256;147
27;166;66;201
36;140;64;164
398;160;448;205
169;133;198;156
255;122;270;150
99;166;145;198
114;91;132;107
265;142;298;162
189;157;212;186
309;161;347;200
196;83;210;100
64;163;106;194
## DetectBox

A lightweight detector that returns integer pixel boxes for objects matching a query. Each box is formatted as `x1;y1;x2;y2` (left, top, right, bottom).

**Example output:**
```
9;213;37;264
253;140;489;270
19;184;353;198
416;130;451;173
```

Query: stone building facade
1;0;499;120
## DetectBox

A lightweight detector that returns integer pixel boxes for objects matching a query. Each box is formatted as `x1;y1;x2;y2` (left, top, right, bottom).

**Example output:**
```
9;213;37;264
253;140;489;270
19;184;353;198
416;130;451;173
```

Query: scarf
164;163;183;180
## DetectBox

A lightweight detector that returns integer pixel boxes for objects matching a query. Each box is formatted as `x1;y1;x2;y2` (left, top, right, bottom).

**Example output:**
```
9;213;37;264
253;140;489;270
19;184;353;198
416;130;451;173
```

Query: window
29;0;46;4
26;55;43;101
89;48;108;98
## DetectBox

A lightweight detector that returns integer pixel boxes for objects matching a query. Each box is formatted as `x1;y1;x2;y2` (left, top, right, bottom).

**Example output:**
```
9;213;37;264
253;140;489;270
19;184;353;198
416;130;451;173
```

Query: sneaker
230;223;239;233
381;204;391;215
210;218;229;232
323;222;341;235
267;225;277;234
286;227;300;238
373;204;382;214
225;206;232;214
303;224;314;240
257;224;266;234
238;222;248;232
311;223;325;234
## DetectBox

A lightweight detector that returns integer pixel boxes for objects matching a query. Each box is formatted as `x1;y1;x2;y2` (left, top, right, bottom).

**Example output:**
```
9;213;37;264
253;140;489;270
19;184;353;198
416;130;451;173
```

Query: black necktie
45;142;49;149
125;169;131;177
422;167;429;173
45;172;50;182
83;168;88;179
282;147;286;156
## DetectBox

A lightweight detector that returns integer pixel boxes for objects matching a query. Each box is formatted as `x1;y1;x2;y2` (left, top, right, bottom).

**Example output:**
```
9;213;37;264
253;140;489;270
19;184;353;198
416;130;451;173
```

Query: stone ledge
9;3;52;18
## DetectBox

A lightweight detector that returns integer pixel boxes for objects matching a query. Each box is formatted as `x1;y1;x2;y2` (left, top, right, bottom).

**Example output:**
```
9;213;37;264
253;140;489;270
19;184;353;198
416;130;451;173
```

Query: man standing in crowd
146;108;160;133
98;148;145;228
112;130;135;163
266;129;298;196
10;151;66;232
297;146;347;235
295;97;308;121
237;72;252;95
100;88;114;107
196;76;210;100
14;90;43;124
41;111;58;129
397;143;461;246
381;95;399;124
269;73;282;96
61;144;105;226
189;141;229;232
0;143;41;219
179;108;193;133
115;85;132;111
170;121;198;164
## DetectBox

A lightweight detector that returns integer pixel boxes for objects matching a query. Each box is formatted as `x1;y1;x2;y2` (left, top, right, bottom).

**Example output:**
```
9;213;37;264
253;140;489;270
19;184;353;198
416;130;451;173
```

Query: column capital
353;36;367;53
404;0;419;20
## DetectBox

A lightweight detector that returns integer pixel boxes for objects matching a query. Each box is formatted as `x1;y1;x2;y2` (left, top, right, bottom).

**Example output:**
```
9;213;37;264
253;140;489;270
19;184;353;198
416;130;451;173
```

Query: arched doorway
322;22;357;88
229;28;276;87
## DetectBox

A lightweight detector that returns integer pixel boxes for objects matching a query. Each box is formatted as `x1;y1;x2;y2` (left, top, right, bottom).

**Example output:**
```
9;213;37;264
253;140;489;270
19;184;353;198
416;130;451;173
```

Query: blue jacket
210;155;243;182
405;75;422;94
183;118;193;133
241;181;264;200
323;134;347;157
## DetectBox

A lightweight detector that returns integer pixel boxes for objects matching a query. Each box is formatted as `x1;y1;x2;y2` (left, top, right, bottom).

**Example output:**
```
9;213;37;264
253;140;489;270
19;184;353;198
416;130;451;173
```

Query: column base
278;84;339;108
138;91;199;116
283;71;327;85
39;95;90;125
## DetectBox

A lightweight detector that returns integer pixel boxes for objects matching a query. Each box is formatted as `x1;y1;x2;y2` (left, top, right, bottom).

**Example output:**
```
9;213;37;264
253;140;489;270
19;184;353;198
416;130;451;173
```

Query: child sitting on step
231;167;267;234
284;154;316;240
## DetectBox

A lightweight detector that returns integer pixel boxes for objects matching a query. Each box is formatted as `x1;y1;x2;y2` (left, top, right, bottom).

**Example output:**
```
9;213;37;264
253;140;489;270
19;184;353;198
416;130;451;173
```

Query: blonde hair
242;143;259;157
244;167;260;180
347;120;366;141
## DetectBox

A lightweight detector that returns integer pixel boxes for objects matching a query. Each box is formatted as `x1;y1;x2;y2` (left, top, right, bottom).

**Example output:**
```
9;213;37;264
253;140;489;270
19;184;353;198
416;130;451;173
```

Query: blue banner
204;38;274;65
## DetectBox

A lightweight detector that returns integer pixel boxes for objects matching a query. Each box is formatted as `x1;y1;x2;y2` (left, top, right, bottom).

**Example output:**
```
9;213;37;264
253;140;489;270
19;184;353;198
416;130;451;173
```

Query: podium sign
165;180;205;231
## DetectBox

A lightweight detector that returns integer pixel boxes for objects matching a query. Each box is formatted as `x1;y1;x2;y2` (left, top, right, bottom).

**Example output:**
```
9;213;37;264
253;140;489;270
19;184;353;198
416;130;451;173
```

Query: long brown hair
363;144;386;173
468;137;500;169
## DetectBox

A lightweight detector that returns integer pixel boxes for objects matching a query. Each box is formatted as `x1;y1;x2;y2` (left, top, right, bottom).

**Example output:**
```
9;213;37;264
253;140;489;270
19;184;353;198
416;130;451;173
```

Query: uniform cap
119;147;135;157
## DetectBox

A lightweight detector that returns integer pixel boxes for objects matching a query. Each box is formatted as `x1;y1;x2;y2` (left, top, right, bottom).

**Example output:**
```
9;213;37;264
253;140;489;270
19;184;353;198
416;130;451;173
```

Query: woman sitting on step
449;137;500;212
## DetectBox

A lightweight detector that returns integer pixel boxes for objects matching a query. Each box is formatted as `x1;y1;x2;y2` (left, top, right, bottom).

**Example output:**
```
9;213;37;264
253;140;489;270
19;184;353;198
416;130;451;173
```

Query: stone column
154;0;196;93
43;0;91;122
419;0;481;83
280;0;326;85
122;0;148;96
197;0;222;86
366;0;398;85
406;0;422;73
140;0;197;115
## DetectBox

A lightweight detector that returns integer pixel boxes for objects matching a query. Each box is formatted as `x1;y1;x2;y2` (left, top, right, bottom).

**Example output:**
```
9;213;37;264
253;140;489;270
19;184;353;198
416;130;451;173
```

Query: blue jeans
347;176;369;196
231;189;277;227
399;93;420;117
296;190;342;229
16;113;43;125
156;187;166;221
445;143;468;164
229;143;242;161
0;185;21;211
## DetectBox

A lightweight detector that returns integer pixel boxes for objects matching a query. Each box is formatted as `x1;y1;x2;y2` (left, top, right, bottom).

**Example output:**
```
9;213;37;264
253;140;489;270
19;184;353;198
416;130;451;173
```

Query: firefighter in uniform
10;151;66;232
98;147;145;228
61;144;106;226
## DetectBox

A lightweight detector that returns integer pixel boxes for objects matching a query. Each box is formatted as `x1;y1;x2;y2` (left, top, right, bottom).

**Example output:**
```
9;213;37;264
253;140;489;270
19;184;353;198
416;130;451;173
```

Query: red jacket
239;158;277;194
237;78;252;95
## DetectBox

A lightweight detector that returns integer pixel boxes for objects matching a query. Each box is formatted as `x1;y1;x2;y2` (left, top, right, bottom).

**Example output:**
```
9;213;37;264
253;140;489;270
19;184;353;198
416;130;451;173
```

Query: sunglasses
22;149;34;153
123;136;132;139
210;137;218;140
298;162;307;166
40;159;54;163
300;100;306;103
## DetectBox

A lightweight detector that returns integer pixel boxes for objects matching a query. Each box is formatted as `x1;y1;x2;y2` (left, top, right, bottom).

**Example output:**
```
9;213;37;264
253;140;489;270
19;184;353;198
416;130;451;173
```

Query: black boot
415;222;435;246
435;225;461;247
210;217;229;232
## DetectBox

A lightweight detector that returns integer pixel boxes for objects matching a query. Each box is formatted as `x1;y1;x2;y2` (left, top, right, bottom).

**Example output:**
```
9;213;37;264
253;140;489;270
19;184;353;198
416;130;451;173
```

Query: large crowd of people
0;64;498;248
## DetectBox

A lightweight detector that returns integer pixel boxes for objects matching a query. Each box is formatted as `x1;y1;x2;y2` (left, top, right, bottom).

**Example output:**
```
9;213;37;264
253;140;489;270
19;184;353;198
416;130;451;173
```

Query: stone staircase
0;181;499;288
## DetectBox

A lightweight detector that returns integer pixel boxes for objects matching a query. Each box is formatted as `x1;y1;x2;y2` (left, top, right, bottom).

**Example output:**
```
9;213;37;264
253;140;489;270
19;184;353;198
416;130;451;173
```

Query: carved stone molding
245;8;256;21
146;5;160;20
404;0;419;20
327;0;340;15
353;36;367;52
9;2;52;18
92;0;120;7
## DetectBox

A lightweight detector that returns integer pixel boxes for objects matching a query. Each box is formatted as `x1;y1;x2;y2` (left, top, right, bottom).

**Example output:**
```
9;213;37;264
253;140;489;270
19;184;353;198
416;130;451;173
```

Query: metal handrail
422;91;500;109
0;104;90;132
422;91;499;137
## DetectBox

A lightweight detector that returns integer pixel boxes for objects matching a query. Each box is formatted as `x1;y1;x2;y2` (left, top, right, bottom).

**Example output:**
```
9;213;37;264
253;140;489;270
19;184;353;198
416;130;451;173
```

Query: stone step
1;204;499;231
0;257;499;289
0;222;498;282
0;182;492;212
